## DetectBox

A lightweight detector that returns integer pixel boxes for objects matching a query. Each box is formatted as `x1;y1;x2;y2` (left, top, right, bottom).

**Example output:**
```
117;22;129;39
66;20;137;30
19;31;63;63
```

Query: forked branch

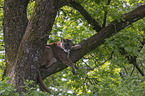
69;1;102;32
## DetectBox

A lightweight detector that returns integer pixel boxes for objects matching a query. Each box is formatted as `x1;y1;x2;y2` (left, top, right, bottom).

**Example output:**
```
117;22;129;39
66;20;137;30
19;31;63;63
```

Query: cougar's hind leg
40;46;52;67
45;57;57;68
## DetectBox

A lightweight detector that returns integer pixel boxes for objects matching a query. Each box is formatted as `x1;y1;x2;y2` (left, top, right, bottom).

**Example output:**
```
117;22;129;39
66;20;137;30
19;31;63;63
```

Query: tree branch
122;64;128;75
132;59;144;76
130;66;135;76
102;0;111;27
40;4;145;79
71;4;145;62
119;47;145;76
69;1;102;32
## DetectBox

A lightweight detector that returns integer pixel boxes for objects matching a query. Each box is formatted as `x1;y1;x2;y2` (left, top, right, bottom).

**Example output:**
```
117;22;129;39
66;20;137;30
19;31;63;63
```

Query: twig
122;63;128;75
102;0;111;27
119;47;145;76
130;66;135;76
132;60;144;76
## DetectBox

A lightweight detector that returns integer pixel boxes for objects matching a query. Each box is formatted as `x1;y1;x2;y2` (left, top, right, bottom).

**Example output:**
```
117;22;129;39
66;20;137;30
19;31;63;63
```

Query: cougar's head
60;37;73;52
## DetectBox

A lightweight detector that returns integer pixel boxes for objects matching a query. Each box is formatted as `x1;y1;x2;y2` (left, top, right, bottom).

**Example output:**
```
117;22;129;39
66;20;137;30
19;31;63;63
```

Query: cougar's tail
37;70;51;93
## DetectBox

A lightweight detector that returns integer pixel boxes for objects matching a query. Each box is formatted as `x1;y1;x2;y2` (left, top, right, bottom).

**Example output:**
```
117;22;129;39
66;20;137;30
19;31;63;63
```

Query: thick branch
69;1;102;32
40;4;145;79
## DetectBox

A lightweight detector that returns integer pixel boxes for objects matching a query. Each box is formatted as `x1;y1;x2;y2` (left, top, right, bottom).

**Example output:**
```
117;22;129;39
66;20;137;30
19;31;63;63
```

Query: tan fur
40;46;57;68
38;38;81;93
49;42;76;74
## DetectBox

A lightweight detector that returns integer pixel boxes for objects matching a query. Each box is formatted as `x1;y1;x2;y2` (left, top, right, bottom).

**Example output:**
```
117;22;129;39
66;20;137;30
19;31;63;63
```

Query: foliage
0;0;145;96
0;77;19;96
0;77;50;96
0;0;4;79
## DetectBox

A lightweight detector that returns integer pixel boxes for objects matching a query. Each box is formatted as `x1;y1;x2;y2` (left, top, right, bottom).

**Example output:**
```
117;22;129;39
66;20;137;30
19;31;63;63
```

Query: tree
1;0;145;95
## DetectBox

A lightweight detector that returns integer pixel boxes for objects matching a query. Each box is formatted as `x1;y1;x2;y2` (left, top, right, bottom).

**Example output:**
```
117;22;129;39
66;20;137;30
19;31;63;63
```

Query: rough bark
14;0;59;93
3;0;29;76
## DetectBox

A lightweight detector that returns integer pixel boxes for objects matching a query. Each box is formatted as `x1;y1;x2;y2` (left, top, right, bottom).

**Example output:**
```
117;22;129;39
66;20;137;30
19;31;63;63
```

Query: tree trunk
3;0;29;77
4;0;60;93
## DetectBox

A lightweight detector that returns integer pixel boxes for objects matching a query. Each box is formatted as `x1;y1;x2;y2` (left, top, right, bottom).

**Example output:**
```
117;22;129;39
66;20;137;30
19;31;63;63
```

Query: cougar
38;37;81;93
